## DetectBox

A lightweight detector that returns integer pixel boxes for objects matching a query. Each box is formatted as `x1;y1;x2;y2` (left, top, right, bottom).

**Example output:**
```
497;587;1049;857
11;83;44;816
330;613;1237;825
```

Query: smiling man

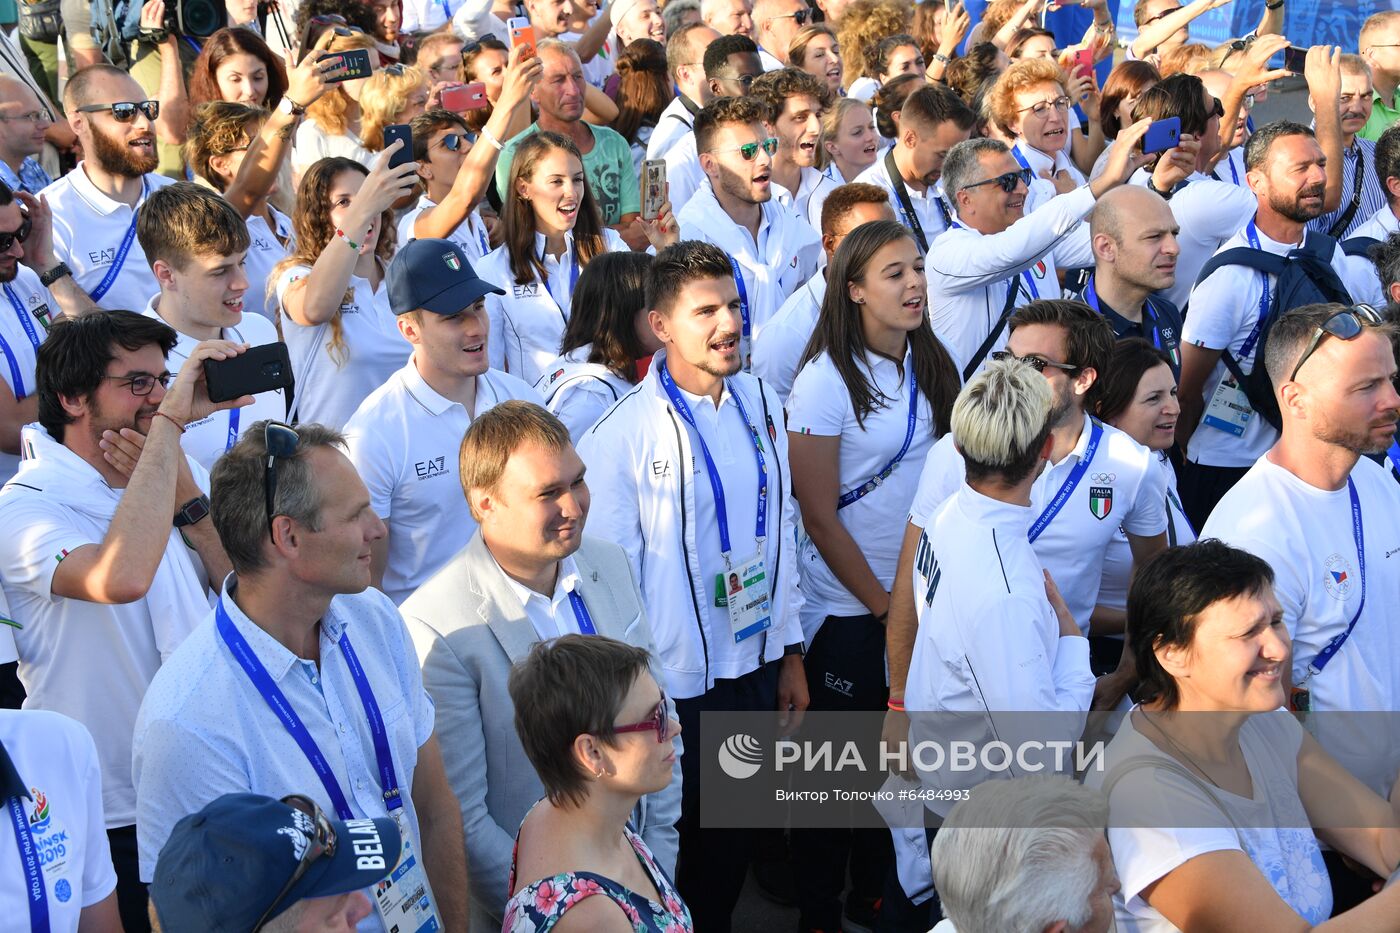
750;68;830;221
342;238;542;606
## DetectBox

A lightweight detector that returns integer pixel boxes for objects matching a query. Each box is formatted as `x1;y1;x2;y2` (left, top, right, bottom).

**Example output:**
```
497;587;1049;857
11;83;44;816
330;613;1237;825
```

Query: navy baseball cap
150;793;401;932
387;238;504;315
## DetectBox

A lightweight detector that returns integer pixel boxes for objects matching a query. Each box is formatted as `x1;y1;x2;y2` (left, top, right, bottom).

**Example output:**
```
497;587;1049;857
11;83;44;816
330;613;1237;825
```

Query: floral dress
502;814;694;932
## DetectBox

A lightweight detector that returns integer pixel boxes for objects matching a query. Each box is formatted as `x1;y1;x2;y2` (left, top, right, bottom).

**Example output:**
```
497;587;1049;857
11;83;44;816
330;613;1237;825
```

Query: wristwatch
38;261;70;287
1145;175;1176;202
174;495;211;528
930;52;950;64
278;96;307;118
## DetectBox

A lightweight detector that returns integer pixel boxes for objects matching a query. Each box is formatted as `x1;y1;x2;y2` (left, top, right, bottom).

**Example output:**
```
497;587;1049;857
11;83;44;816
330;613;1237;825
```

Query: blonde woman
805;97;878;227
292;31;379;177
360;63;430;151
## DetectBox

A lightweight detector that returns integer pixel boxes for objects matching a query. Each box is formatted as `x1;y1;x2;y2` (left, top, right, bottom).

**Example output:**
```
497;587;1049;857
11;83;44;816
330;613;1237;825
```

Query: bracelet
887;697;905;711
334;227;361;252
930;52;950;64
479;126;504;152
153;411;186;434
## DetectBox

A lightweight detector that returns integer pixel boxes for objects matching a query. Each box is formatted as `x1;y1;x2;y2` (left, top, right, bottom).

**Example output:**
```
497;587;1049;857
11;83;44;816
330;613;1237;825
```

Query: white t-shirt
1127;169;1255;310
396;194;492;267
342;361;542;604
243;207;293;322
0;266;57;484
0;710;118;931
1201;454;1400;794
1098;451;1194;612
909;414;1167;634
275;264;410;430
43;165;173;314
1182;224;1378;468
848;76;879;102
786;347;937;626
140;299;287;471
1351;203;1400;243
292;119;374;176
1012;140;1087;215
1090;710;1331;932
752;273;825;404
533;345;636;445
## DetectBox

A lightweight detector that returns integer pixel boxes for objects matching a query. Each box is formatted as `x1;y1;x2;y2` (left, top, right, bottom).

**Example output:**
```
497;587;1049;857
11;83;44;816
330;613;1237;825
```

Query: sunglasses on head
962;168;1034;193
611;692;670;743
1289;304;1385;382
251;795;337;933
712;136;780;161
75;100;160;123
990;349;1079;373
0;214;32;252
264;421;300;539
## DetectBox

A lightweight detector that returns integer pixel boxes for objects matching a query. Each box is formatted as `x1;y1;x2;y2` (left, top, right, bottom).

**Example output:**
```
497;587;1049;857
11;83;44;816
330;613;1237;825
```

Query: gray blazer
401;533;682;930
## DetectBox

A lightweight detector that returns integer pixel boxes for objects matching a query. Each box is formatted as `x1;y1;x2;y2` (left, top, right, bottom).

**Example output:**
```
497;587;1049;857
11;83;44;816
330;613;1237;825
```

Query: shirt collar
399;355;470;416
69;161;147;217
220;576;348;681
499;554;581;612
0;740;28;801
534;229;576;262
955;482;1033;531
1054;411;1095;467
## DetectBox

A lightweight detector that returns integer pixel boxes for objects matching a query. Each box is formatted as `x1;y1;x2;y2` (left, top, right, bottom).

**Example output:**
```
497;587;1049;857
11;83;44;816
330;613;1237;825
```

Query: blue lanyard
1306;479;1365;678
216;600;403;820
1387;439;1400;478
727;256;750;340
1027;419;1102;543
1238;220;1272;360
1010;144;1032;171
0;283;39;399
1084;274;1167;352
1227;155;1240;186
566;588;596;635
539;245;581;321
837;364;918;510
89;180;147;303
658;362;768;557
225;408;241;453
7;794;48;933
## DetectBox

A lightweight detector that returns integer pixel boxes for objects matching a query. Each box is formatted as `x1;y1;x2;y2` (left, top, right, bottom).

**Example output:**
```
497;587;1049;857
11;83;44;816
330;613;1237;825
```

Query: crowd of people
0;0;1396;929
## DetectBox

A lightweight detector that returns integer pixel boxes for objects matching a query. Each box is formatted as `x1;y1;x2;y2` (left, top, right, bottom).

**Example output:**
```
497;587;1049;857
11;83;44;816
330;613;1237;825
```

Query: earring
593;767;606;779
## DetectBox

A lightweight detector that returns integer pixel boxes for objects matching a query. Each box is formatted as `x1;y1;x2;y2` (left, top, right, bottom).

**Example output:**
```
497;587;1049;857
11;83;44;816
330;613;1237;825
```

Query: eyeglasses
710;136;779;161
264;421;300;539
75;100;160;123
1018;95;1072;118
437;132;466;151
772;7;810;25
611;692;669;743
251;795;338;933
990;349;1079;373
1288;304;1385;382
102;370;172;396
719;72;758;89
0;214;32;252
0;110;50;124
961;168;1033;193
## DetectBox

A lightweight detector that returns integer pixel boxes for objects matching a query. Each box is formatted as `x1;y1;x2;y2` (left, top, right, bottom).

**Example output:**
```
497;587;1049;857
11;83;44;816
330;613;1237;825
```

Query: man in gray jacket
401;400;681;928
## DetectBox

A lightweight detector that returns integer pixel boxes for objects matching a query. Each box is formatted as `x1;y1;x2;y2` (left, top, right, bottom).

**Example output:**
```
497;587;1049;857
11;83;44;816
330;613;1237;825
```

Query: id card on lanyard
215;601;444;931
659;362;773;643
1203;221;1270;437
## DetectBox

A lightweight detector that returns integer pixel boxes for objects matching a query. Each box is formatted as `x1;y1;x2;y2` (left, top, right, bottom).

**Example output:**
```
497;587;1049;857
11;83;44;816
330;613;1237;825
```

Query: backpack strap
962;276;1022;382
1193;245;1287;289
1341;236;1381;260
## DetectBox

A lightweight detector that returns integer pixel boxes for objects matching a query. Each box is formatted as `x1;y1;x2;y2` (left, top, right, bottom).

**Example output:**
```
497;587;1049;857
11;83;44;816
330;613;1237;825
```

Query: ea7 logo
87;247;117;266
512;283;539;298
414;457;447;479
823;672;854;697
651;460;671;477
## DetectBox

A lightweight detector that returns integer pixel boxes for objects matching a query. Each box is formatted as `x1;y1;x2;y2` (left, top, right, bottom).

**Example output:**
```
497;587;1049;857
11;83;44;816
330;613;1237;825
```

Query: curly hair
836;0;912;88
910;0;946;61
187;27;288;111
1157;42;1213;77
945;41;1004;104
184;100;267;191
272;157;396;365
987;56;1064;136
359;64;426;150
612;39;673;145
866;32;922;82
293;0;377;39
694;94;769;154
305;31;378;137
750;66;833;125
977;0;1024;41
501;132;608;287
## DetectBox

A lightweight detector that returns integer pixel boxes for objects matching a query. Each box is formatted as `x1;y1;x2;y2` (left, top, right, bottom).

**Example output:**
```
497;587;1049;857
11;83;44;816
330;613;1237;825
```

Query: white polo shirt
1011;140;1086;214
500;554;591;641
804;163;850;233
534;344;636;444
787;347;937;628
43;165;173;313
1202;454;1400;795
854;155;953;252
275;263;410;430
243;207;293;322
646;97;698;164
752;272;825;404
1098;451;1194;612
342;360;542;604
0;710;118;931
0;266;57;484
909;413;1167;634
291;120;373;176
1352;203;1400;242
1128;169;1256;310
771;167;824;230
140;298;286;470
396;195;492;267
1182;224;1378;468
475;229;627;383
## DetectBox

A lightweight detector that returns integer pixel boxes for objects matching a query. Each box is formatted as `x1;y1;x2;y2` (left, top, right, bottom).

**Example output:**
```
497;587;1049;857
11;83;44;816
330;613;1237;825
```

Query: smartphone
1283;45;1307;75
383;124;414;169
440;82;488;111
1071;48;1094;78
642;159;667;221
1141;116;1181;155
320;48;373;83
508;16;535;56
204;343;294;404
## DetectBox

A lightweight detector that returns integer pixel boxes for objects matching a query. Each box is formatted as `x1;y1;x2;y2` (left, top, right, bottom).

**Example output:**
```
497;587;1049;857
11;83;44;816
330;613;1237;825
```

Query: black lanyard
1326;144;1367;238
885;149;929;253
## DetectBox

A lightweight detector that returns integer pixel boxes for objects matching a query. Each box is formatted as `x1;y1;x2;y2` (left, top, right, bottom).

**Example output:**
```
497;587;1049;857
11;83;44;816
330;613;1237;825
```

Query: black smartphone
1142;116;1181;155
1283;46;1307;75
384;124;413;169
204;343;294;404
320;48;374;83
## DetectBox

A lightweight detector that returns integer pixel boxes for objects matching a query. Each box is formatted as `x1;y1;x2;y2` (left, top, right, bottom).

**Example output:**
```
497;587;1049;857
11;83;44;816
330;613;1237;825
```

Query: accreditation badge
372;809;443;933
719;553;773;643
1201;373;1254;437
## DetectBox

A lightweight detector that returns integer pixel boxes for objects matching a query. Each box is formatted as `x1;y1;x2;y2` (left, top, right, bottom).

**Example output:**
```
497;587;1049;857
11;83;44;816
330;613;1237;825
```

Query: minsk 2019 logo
718;734;764;779
29;788;50;834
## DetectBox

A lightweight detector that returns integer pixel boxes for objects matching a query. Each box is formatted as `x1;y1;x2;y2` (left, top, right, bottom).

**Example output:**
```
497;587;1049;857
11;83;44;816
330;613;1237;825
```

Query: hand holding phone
1282;45;1307;75
383;124;414;169
320;48;373;83
1141;116;1181;155
440;82;488;111
642;160;667;221
203;343;294;404
508;16;536;57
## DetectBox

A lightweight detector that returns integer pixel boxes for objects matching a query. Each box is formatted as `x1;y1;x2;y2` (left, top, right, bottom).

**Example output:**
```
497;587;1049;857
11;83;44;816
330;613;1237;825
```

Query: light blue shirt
132;576;435;931
0;157;51;196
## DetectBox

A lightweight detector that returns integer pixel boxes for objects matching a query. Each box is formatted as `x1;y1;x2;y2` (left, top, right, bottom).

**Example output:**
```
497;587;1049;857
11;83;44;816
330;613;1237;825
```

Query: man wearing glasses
1306;54;1388;240
400;400;679;930
43;66;174;313
133;418;469;933
751;0;808;71
0;76;53;196
1360;10;1400;141
0;310;243;932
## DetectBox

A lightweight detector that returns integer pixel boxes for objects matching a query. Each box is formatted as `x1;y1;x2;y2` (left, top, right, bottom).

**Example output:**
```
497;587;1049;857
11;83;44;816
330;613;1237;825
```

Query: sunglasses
437;132;466;151
382;62;408;76
1210;96;1225;118
1289;304;1385;382
962;168;1033;193
0;214;31;252
1145;5;1181;23
1019;95;1072;118
75;100;160;123
251;795;338;933
711;136;779;161
774;7;810;25
264;421;300;539
612;692;669;743
990;349;1079;374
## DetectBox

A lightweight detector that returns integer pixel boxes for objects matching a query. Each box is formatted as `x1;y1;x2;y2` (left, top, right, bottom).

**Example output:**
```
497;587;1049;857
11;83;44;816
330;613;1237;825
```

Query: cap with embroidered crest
386;237;504;316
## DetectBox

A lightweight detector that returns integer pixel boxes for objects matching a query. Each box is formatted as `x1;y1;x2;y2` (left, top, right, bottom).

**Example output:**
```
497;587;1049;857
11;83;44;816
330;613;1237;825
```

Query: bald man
702;0;756;40
0;77;53;194
1078;185;1185;370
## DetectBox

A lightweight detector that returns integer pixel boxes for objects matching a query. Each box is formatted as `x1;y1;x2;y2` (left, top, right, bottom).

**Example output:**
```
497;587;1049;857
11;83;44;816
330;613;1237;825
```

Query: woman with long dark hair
188;27;290;110
610;39;673;176
784;218;960;932
535;251;662;442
